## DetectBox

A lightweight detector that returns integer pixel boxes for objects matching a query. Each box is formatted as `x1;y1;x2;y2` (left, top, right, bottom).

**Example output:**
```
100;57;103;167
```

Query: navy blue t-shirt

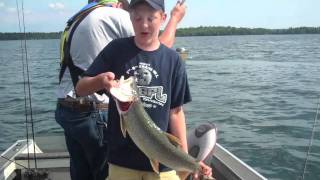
85;37;191;172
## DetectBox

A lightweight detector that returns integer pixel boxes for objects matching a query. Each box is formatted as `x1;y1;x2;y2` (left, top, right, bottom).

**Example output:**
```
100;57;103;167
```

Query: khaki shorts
107;163;181;180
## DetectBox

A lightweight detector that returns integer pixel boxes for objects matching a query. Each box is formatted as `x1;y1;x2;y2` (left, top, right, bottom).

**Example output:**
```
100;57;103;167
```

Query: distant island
1;26;320;40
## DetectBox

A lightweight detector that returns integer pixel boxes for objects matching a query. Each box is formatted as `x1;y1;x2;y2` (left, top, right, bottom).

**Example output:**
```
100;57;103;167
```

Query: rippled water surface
0;35;320;180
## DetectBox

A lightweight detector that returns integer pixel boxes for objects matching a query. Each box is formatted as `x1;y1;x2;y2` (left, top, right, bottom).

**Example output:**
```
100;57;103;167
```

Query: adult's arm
159;2;186;48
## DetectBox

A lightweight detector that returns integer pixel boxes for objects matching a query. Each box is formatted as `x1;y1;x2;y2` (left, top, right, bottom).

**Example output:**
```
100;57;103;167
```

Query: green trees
1;27;320;40
175;26;320;36
0;32;62;40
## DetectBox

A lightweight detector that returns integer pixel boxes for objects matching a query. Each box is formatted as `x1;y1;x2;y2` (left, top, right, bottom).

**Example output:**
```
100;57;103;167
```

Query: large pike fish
110;76;199;173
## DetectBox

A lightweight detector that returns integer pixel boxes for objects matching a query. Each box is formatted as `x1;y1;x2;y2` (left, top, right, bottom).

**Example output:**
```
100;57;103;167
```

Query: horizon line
1;25;320;33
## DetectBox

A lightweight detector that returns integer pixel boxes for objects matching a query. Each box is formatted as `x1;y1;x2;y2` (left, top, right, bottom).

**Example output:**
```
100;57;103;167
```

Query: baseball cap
129;0;165;11
99;0;118;3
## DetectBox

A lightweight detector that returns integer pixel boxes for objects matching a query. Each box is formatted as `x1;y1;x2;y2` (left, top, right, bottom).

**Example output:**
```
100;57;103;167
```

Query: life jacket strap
59;3;105;88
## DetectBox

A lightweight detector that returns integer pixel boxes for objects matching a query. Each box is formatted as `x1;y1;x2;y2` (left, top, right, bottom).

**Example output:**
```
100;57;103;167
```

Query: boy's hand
99;72;118;92
178;161;213;180
170;1;186;23
193;161;213;180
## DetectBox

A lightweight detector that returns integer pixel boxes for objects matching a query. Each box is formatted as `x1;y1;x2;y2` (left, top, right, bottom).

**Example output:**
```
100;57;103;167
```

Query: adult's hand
160;1;187;47
170;1;186;24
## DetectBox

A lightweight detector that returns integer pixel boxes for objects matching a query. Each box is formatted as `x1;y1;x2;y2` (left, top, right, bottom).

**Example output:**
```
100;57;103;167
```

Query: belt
57;98;108;111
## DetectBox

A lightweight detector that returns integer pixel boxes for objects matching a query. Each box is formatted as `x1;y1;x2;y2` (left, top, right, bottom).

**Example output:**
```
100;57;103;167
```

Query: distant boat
176;47;189;61
0;136;267;180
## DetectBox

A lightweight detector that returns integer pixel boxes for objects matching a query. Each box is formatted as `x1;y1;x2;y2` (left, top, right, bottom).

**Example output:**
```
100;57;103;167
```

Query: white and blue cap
129;0;165;11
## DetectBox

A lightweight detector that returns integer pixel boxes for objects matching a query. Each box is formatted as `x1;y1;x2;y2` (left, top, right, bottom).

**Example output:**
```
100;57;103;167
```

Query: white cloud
24;10;32;15
49;2;65;11
6;7;16;13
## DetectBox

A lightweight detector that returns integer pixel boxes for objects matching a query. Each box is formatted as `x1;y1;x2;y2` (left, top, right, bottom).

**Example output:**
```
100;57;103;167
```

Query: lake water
0;35;320;180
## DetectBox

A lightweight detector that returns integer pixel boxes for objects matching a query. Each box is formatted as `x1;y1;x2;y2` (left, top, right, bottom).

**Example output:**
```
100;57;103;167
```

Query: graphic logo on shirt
126;62;167;108
134;67;152;86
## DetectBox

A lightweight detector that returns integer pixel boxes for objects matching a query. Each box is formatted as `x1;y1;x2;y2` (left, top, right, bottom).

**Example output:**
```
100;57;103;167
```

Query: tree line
175;26;320;36
0;32;62;40
1;26;320;40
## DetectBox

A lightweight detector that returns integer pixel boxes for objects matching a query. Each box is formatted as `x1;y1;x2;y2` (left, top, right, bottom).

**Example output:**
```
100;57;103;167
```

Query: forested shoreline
0;32;62;40
1;26;320;40
176;26;320;36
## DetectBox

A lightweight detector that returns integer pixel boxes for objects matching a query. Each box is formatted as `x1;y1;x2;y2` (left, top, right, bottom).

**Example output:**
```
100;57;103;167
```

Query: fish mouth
110;76;137;113
117;100;133;113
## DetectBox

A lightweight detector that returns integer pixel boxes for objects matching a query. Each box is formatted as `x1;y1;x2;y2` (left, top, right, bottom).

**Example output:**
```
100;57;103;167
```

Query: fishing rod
300;96;319;179
20;0;38;170
15;0;32;171
14;1;47;179
15;0;39;174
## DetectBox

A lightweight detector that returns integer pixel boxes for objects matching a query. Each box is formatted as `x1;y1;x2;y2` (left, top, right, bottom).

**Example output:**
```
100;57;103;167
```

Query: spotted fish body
111;76;199;173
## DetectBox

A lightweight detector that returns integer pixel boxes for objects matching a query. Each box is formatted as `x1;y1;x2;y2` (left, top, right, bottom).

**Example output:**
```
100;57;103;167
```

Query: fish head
110;76;139;113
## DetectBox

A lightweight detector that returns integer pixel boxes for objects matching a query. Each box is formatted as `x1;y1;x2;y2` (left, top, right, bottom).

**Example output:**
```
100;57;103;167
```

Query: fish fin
119;115;127;138
165;132;182;147
149;159;160;174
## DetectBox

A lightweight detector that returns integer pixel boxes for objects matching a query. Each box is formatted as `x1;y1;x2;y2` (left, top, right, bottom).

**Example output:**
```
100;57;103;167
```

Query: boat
176;47;189;60
0;136;267;180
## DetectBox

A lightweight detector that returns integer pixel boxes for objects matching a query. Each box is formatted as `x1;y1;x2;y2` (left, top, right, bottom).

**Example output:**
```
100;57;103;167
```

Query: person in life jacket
55;0;186;180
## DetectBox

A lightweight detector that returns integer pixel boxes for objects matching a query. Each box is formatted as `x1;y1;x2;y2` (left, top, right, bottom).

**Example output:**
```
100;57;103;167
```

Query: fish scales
121;99;199;172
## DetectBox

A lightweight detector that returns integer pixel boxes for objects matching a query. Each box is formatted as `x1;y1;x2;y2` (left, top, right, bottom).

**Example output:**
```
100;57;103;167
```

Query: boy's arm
169;106;190;179
159;2;186;48
169;106;213;180
75;72;116;96
169;106;188;152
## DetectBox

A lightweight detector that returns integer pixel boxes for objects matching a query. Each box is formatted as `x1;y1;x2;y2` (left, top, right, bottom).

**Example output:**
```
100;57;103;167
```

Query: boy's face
130;3;166;47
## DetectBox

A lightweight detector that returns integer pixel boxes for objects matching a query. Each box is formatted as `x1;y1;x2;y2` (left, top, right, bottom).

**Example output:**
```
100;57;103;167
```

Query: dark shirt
85;37;191;172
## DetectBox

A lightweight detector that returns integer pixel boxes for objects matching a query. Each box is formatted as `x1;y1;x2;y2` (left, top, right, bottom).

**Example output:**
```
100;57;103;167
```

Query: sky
0;0;319;32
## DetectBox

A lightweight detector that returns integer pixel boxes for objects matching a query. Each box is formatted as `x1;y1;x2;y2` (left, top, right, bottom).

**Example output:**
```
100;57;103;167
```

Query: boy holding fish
76;0;212;179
